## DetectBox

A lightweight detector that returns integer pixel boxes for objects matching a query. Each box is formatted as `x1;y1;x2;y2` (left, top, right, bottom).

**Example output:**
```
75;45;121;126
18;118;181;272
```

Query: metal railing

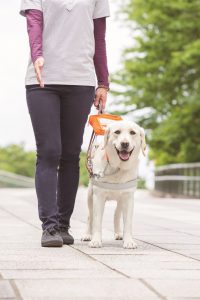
0;170;34;188
154;163;200;198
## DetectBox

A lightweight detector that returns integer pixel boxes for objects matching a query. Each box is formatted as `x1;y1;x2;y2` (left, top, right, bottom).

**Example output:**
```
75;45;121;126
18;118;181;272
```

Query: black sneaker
59;225;74;245
41;226;63;247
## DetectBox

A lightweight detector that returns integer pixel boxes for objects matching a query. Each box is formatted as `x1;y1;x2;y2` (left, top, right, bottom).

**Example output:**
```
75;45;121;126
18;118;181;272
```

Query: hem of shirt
25;79;97;87
93;14;110;19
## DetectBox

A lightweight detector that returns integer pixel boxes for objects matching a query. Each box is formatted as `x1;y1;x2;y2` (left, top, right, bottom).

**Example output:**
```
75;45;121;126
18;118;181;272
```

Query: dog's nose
121;142;129;149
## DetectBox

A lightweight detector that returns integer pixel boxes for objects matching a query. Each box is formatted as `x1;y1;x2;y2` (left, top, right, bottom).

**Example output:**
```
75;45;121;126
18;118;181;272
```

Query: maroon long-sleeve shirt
25;9;109;88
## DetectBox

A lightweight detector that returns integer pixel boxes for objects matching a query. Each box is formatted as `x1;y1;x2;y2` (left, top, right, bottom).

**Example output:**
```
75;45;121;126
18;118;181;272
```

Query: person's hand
34;56;45;88
94;87;108;111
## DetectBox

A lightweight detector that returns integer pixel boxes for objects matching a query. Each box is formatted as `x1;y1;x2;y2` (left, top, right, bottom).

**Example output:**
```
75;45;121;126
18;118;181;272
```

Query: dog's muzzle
115;146;134;161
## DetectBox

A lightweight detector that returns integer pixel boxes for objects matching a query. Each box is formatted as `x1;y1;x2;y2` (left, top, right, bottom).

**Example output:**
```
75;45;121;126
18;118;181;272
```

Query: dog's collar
90;177;137;190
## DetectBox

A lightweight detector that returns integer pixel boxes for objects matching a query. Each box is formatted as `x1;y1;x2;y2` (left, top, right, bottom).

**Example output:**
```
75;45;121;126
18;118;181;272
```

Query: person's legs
57;85;95;227
26;85;62;231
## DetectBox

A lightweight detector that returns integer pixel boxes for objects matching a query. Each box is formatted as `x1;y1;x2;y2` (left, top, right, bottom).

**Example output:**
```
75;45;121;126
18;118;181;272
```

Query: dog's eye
114;130;121;135
130;130;136;135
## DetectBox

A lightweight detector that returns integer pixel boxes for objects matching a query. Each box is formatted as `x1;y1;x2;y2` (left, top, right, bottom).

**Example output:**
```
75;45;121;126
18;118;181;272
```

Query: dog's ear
140;127;146;156
103;125;110;149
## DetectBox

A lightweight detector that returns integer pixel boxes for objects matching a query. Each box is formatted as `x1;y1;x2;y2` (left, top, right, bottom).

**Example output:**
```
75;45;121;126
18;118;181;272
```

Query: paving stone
146;279;200;298
92;253;189;262
0;298;16;300
0;281;15;298
14;278;160;300
90;254;197;270
168;298;200;300
114;269;200;280
155;244;200;250
1;269;123;279
0;244;117;271
138;236;200;244
0;255;109;271
187;254;200;260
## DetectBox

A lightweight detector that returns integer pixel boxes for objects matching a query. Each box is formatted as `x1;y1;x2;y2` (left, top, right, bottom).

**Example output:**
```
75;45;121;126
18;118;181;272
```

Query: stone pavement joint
0;280;16;299
71;244;130;279
139;279;167;300
9;279;23;300
136;238;200;264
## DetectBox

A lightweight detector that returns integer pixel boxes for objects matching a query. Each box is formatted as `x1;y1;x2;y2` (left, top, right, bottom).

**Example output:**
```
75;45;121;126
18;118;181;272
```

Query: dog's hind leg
81;184;93;241
114;201;123;240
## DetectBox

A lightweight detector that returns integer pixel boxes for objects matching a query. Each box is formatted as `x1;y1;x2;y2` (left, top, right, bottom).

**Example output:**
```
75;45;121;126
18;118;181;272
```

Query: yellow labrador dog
82;120;146;249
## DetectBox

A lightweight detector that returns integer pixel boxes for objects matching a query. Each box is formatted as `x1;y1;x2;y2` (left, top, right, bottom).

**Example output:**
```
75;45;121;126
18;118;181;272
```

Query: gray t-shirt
20;0;110;86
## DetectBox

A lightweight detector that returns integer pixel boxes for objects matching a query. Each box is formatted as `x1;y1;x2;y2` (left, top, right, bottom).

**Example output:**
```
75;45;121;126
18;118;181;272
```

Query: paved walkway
0;187;200;300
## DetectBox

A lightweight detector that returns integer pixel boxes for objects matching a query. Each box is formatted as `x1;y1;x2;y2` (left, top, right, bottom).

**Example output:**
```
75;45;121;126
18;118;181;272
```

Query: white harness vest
91;177;138;190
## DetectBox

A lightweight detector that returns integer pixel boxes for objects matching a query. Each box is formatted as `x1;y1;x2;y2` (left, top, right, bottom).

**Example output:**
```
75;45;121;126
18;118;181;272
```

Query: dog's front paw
115;233;123;240
81;234;92;241
89;239;102;248
123;239;137;249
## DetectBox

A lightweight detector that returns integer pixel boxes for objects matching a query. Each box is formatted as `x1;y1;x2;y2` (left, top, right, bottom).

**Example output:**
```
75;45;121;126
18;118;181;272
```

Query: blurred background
0;0;199;198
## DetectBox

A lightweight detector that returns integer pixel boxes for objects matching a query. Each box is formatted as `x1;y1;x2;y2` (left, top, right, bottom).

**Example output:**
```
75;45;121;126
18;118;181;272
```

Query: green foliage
79;152;89;186
0;143;89;185
0;143;36;177
149;95;200;165
137;178;146;189
110;0;200;164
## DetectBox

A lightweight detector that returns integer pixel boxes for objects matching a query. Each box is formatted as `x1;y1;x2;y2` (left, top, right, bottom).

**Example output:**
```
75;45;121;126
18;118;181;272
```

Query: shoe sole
63;240;74;245
60;234;74;245
41;240;63;247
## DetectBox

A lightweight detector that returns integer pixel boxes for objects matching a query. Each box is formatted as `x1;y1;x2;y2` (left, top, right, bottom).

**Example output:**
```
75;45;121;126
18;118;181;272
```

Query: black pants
26;84;95;230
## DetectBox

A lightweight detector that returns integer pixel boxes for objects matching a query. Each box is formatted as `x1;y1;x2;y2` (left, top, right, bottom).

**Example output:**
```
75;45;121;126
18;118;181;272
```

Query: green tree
0;143;36;177
111;0;200;164
0;143;90;185
149;94;200;165
79;152;89;186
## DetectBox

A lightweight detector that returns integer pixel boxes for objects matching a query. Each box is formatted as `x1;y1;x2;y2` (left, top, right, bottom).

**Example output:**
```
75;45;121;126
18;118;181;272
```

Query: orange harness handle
88;114;123;135
85;104;123;177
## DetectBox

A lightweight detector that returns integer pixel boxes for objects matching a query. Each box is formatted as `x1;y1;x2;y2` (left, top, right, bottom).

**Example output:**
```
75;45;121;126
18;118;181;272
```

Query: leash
85;102;104;177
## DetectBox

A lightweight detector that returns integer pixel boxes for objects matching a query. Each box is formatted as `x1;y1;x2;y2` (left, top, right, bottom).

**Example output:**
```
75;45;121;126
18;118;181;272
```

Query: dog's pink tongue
119;151;130;161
